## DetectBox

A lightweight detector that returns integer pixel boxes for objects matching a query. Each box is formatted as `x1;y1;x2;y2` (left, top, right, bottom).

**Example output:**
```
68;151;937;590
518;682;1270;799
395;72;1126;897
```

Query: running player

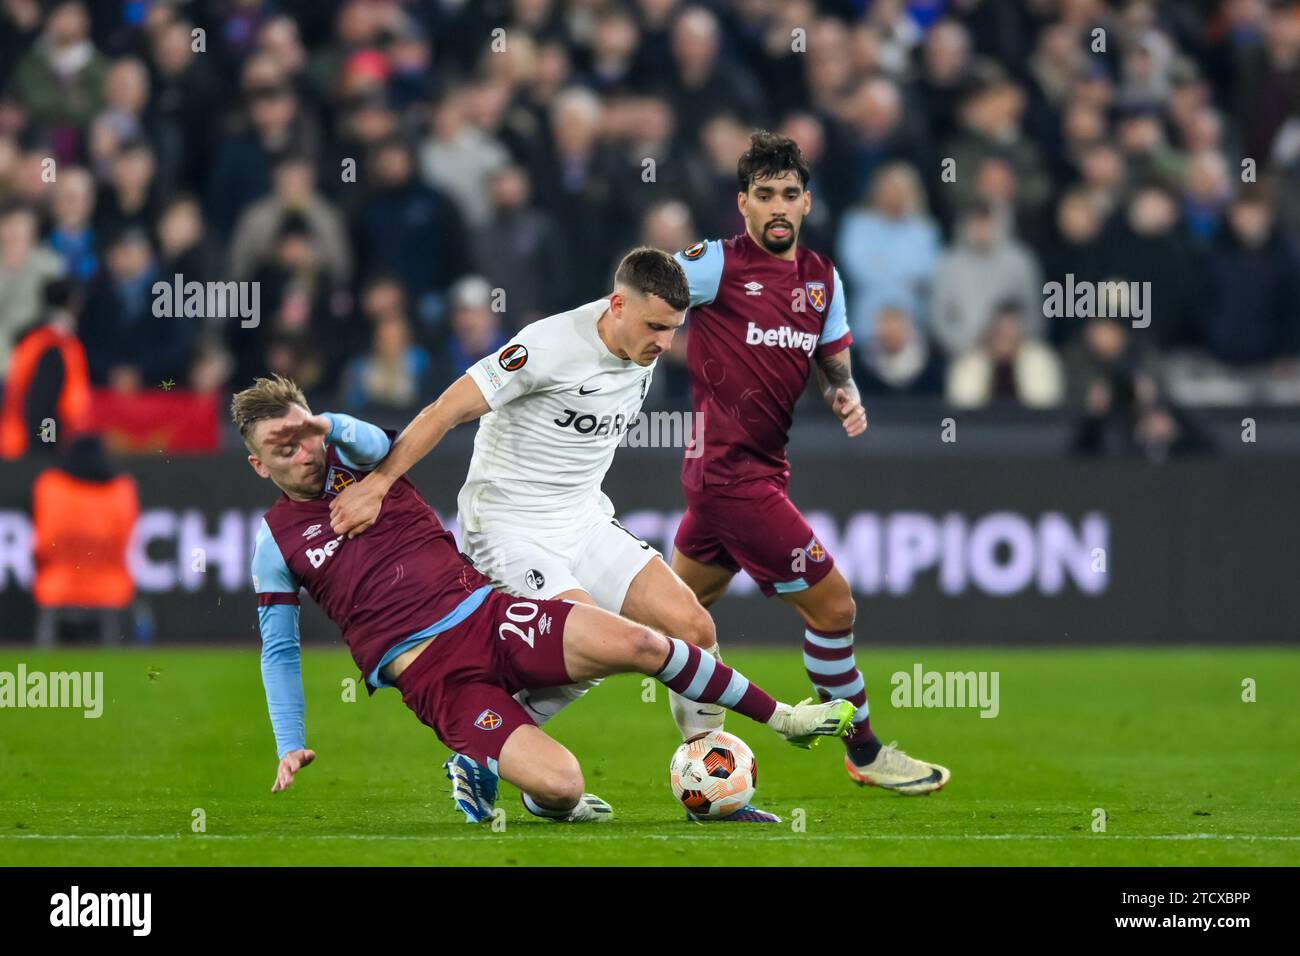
235;374;855;822
328;249;782;823
670;131;950;794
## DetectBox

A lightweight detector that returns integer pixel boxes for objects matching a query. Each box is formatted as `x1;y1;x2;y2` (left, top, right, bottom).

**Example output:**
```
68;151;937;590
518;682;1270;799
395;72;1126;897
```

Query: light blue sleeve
673;240;724;307
819;266;851;346
252;519;306;759
323;412;391;469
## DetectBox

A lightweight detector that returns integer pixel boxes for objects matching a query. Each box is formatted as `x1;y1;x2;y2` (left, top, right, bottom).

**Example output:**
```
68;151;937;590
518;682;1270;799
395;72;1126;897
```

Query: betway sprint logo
306;534;345;568
50;886;151;936
745;321;816;355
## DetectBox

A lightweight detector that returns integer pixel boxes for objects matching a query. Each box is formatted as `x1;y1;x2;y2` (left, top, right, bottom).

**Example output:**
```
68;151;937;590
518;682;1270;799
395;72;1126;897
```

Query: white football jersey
461;298;655;532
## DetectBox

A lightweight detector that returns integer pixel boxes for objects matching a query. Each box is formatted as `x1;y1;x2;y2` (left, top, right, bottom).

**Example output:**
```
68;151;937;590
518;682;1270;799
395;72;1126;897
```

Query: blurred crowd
2;0;1300;462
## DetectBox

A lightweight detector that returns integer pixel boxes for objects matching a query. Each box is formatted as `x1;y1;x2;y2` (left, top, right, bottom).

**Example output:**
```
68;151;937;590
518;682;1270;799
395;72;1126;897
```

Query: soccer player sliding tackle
328;248;788;823
236;375;853;823
667;131;950;794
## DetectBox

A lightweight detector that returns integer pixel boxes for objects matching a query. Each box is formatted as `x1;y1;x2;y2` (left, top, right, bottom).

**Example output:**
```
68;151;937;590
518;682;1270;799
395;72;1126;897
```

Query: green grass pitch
1;646;1297;866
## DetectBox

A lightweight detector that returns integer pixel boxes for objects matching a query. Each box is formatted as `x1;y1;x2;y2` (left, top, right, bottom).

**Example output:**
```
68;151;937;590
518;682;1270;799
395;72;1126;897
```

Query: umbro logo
578;384;601;395
302;523;322;540
744;281;763;296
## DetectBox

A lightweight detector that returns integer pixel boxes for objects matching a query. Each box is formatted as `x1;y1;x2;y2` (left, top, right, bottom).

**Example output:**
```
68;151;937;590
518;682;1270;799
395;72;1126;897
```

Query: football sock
656;637;777;723
668;643;727;739
522;792;577;818
803;626;882;764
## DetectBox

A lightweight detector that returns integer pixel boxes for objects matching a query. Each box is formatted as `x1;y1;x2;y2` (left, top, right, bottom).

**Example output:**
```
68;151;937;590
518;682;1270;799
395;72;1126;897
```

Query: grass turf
0;647;1296;866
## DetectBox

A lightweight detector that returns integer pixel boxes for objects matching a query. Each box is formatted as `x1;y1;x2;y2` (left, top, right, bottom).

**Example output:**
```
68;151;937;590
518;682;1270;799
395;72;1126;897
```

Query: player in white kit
328;248;782;823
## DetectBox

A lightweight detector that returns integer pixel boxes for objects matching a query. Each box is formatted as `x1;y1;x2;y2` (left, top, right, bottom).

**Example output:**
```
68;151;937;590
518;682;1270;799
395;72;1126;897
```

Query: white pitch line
1;833;1297;843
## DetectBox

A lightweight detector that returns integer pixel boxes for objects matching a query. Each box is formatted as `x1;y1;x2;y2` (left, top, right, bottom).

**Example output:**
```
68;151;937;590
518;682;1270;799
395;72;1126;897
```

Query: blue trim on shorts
773;577;809;594
368;585;495;690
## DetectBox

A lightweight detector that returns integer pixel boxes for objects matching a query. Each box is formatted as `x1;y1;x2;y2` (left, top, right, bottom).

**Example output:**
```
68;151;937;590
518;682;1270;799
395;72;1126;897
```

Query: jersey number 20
498;600;539;647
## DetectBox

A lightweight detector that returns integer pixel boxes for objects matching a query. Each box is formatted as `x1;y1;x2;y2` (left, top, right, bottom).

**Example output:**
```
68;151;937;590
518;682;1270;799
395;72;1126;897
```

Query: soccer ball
669;730;757;819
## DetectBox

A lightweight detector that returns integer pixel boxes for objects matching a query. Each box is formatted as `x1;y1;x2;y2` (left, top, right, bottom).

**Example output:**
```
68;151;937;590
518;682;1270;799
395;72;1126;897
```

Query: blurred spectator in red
32;433;138;647
0;276;89;459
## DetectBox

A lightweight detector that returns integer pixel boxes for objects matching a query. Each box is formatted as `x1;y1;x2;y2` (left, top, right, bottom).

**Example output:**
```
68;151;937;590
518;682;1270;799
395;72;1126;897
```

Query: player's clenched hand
329;475;386;538
833;388;868;438
272;748;316;793
261;409;331;449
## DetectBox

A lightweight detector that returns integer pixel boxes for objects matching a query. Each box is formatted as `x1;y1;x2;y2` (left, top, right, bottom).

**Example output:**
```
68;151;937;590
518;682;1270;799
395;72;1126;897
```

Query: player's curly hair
737;130;811;193
231;374;309;451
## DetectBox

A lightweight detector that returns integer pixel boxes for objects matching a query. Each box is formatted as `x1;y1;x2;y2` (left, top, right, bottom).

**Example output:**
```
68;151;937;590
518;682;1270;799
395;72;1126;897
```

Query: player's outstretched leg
785;569;951;794
562;603;855;748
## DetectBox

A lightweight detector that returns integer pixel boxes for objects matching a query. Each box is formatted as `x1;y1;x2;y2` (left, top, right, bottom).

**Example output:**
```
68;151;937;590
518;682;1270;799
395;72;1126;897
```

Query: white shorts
460;510;659;614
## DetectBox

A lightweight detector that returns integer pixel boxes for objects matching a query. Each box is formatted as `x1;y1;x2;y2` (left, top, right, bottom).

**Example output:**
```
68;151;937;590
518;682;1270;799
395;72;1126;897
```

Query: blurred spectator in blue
205;58;318;238
837;162;940;343
474;163;565;332
854;300;945;398
1199;187;1300;368
947;301;1064;409
931;200;1042;358
340;305;434;412
47;166;98;283
359;134;470;331
228;153;352;284
81;227;192;390
440;276;507;387
1181;148;1231;246
0;201;65;380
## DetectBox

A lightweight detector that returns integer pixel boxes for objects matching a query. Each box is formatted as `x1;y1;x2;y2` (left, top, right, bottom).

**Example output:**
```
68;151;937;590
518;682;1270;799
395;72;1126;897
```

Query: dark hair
613;246;690;311
736;130;811;193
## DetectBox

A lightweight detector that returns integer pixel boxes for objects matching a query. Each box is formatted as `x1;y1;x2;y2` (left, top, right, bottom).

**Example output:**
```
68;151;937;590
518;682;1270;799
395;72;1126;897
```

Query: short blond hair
230;374;309;452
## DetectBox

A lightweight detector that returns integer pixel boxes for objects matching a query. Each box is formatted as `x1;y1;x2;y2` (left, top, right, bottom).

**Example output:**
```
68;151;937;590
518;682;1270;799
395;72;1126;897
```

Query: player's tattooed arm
814;349;868;438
